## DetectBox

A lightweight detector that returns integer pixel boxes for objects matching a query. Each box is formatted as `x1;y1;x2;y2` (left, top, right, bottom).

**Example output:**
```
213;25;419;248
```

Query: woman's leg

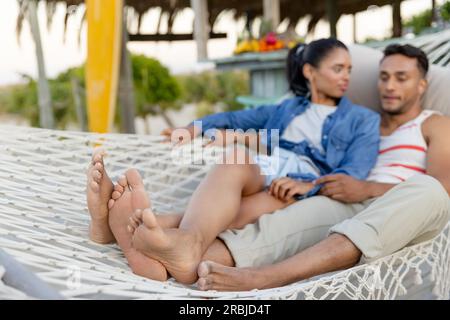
229;191;295;229
135;191;295;232
130;148;267;283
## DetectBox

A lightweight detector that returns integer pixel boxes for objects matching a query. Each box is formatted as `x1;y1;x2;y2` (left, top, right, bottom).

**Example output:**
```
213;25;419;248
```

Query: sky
0;0;443;86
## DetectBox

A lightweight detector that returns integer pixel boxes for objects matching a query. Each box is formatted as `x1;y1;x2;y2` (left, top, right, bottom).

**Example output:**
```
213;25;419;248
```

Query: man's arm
422;115;450;195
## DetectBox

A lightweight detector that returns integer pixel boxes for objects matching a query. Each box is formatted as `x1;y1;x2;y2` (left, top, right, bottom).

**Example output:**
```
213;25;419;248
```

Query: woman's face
304;48;352;99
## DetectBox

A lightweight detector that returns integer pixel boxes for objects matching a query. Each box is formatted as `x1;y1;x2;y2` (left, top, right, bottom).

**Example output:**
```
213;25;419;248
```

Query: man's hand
160;125;201;146
315;174;371;203
269;177;314;202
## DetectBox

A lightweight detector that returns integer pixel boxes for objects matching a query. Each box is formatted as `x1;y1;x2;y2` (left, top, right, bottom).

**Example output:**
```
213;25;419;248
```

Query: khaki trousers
219;175;450;267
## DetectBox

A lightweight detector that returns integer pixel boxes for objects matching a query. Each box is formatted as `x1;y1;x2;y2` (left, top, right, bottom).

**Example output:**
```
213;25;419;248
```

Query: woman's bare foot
128;210;183;233
131;208;204;284
108;168;168;281
196;261;270;291
86;148;115;244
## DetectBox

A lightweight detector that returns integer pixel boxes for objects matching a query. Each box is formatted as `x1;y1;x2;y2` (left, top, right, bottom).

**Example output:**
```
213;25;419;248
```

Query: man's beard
383;107;405;115
382;100;413;116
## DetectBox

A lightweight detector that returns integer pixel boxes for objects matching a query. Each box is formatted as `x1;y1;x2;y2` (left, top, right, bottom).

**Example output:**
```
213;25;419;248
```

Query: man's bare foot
131;208;204;284
86;148;115;244
196;261;270;291
108;168;168;281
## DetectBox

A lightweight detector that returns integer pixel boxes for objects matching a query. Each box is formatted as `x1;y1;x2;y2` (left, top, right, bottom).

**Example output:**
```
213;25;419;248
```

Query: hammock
0;125;449;300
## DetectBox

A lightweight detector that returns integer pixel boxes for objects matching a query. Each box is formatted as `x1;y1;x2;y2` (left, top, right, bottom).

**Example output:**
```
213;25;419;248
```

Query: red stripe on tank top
379;145;426;155
386;163;426;173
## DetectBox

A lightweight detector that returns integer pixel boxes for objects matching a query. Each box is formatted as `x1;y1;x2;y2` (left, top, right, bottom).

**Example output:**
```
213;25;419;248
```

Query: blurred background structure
0;0;449;133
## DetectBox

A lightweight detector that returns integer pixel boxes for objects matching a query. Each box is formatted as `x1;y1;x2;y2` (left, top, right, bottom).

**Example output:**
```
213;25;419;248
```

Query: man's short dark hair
382;44;429;78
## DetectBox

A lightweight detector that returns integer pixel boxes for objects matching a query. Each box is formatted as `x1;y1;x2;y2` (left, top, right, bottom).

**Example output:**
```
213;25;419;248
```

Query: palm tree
17;0;54;129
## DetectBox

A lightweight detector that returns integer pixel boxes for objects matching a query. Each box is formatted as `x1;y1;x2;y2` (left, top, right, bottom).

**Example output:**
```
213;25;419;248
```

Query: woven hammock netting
0;125;449;300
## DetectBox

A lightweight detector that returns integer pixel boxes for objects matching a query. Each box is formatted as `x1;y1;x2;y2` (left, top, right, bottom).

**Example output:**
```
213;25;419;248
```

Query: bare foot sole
86;148;115;244
108;168;168;281
131;208;203;284
128;210;183;233
197;261;268;291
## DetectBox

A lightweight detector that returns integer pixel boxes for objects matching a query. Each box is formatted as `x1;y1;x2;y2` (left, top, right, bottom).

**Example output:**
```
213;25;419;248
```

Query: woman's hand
269;177;314;202
160;125;201;146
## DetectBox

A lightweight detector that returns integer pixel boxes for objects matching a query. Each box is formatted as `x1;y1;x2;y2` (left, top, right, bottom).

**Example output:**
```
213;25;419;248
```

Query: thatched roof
17;0;407;39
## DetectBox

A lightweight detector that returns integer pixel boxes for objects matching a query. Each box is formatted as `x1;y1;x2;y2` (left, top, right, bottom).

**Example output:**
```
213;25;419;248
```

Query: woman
88;38;381;284
159;38;380;228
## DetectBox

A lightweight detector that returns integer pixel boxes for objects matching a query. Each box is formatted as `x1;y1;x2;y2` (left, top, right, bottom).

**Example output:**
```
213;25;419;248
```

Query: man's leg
197;233;359;291
195;195;362;290
197;174;450;291
330;174;450;262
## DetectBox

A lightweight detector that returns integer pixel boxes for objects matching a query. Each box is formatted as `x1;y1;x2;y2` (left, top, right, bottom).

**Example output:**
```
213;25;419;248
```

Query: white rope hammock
368;28;450;67
0;125;449;300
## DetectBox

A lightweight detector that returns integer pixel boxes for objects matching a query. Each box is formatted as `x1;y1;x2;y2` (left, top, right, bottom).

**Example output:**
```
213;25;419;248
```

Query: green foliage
131;54;182;117
0;78;39;125
176;70;249;117
403;2;450;35
404;9;433;35
0;54;249;128
0;68;82;128
441;1;450;21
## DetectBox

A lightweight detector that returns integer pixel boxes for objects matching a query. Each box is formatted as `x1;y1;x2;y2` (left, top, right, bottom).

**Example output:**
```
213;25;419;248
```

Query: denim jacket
191;96;381;198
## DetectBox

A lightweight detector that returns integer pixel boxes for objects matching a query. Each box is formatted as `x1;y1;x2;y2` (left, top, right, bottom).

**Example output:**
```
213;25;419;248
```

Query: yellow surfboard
86;0;123;133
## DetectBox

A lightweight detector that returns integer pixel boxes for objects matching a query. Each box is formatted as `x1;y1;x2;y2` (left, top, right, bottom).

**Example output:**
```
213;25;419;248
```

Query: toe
111;191;122;200
128;216;140;230
108;198;115;209
94;162;103;171
90;181;100;193
118;175;128;188
132;208;143;221
197;261;211;278
92;148;105;164
93;170;102;183
197;277;208;290
141;208;158;229
197;276;213;291
114;184;124;193
125;169;145;190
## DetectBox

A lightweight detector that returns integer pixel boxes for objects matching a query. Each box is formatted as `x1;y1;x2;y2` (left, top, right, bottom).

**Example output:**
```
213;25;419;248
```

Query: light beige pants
219;175;450;268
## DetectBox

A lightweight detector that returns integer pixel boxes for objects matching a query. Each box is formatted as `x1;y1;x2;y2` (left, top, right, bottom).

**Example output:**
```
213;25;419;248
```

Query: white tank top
367;110;438;184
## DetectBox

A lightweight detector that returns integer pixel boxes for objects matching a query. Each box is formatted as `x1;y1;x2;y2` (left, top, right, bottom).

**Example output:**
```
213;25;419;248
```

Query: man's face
378;54;427;115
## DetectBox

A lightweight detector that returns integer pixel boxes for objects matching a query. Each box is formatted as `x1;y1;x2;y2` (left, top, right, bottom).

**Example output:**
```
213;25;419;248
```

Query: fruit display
234;32;298;55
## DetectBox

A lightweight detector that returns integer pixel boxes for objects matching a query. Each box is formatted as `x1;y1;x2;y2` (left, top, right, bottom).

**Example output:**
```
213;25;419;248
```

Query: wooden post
190;0;209;61
263;0;280;31
118;12;136;134
353;13;357;43
27;0;54;129
392;0;402;38
431;0;437;25
326;0;338;38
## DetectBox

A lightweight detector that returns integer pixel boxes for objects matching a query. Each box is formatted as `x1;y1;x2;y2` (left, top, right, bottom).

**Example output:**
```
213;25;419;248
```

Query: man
86;44;450;290
191;44;450;291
